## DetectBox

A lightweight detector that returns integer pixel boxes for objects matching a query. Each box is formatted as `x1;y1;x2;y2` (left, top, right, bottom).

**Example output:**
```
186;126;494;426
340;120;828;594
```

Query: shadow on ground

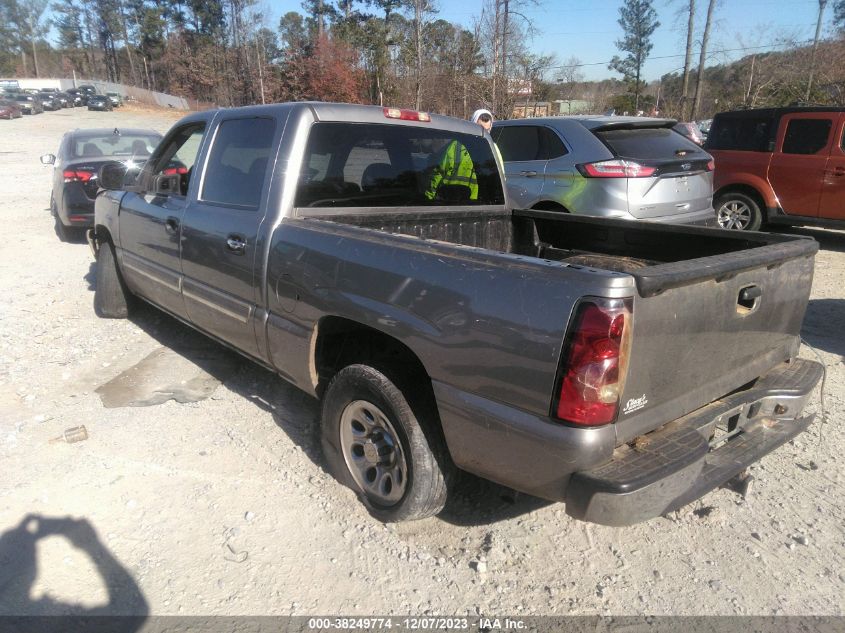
802;298;845;358
0;514;147;623
121;302;546;526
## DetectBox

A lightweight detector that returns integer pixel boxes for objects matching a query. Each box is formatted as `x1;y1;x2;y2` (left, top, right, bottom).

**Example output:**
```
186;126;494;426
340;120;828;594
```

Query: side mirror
99;162;128;191
153;173;181;195
40;154;55;165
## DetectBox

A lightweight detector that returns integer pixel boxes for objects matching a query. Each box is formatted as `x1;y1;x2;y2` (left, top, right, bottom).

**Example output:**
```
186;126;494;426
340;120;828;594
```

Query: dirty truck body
92;103;821;525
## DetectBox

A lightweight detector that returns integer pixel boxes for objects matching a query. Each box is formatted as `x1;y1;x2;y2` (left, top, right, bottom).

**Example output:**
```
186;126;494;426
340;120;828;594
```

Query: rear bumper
434;358;821;525
565;358;822;526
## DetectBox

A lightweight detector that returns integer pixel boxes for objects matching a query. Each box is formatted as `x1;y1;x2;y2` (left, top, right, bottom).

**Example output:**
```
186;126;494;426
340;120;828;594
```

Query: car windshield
70;134;160;159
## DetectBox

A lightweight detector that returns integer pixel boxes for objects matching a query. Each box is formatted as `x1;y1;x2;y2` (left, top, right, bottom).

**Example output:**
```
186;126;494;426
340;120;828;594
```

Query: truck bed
316;208;818;443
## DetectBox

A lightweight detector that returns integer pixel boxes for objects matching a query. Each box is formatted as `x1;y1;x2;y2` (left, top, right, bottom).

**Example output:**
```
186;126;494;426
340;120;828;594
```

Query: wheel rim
339;400;408;507
717;199;752;230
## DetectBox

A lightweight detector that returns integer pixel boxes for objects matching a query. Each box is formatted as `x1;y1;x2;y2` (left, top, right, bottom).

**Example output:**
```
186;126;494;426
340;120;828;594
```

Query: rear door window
201;117;276;209
782;118;832;155
594;127;704;160
493;126;542;161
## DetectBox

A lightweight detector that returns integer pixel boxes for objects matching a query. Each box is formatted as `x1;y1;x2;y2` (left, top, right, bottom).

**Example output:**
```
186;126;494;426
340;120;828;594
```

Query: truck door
117;121;206;318
491;125;550;209
768;112;835;218
818;113;845;221
179;115;281;359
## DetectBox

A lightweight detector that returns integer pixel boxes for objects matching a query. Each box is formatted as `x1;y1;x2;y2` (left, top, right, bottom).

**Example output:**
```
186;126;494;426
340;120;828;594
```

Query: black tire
714;191;764;231
94;242;132;318
321;364;453;522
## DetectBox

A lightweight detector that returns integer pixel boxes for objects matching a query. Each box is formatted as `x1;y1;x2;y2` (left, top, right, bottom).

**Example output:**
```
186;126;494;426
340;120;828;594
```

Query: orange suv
706;107;845;230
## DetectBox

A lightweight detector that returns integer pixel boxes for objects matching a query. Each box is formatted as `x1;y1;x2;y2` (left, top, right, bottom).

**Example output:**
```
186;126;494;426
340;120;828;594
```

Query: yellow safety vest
425;140;479;200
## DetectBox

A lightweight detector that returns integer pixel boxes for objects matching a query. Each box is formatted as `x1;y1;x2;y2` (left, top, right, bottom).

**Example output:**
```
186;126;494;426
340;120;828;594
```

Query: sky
265;0;834;82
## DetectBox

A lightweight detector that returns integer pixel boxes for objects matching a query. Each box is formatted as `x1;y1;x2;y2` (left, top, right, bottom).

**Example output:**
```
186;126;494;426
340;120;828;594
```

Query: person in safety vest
425;108;496;201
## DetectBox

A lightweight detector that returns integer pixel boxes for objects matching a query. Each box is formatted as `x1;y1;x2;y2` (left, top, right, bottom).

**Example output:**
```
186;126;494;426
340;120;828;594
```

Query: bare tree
690;0;716;120
806;0;829;101
681;0;695;118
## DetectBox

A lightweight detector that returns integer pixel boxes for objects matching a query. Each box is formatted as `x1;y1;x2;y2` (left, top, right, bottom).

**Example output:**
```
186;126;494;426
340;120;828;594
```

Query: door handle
226;235;246;255
164;217;179;234
519;170;538;177
833;167;845;176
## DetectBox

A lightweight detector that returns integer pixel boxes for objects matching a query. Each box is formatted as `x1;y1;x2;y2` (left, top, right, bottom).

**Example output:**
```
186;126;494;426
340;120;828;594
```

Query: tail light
163;166;188;175
554;298;632;426
383;107;431;122
577;160;656;178
706;159;715;171
63;169;94;183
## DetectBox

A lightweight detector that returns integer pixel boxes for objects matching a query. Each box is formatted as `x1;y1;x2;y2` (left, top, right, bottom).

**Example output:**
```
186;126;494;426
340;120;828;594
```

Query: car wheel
321;364;453;522
94;241;132;318
715;192;763;230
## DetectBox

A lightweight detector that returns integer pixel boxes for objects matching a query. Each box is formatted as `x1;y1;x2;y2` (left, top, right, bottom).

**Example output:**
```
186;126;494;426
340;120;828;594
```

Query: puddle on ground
96;345;240;408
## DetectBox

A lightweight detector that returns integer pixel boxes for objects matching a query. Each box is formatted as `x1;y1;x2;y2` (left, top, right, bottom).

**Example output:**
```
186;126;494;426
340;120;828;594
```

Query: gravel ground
0;106;843;617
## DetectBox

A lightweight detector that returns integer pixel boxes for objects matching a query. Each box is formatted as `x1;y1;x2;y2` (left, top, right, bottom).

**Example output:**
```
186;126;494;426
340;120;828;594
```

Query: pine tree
608;0;660;110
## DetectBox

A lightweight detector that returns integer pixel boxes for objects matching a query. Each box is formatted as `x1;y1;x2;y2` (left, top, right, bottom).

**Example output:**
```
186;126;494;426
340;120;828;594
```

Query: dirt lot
0;106;843;618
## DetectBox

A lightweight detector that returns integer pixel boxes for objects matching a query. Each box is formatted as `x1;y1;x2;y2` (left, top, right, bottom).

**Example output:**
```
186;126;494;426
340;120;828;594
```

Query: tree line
2;0;845;120
0;0;558;116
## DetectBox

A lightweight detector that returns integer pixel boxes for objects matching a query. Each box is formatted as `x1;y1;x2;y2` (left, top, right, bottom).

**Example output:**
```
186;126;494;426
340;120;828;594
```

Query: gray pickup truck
90;103;822;525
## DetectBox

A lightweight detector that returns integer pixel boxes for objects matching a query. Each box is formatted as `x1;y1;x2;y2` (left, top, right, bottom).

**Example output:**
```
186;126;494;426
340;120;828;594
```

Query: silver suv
491;116;716;225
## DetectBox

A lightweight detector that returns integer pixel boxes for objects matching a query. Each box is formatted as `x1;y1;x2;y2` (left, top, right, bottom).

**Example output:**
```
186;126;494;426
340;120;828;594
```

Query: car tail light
63;169;94;183
706;159;715;171
554;298;632;426
383;107;431;122
163;166;188;175
577;160;656;178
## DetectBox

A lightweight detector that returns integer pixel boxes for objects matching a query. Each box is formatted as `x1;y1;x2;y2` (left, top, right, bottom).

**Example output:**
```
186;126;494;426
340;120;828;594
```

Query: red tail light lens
555;298;632;426
578;160;656;178
163;166;188;175
63;170;94;183
383;107;431;122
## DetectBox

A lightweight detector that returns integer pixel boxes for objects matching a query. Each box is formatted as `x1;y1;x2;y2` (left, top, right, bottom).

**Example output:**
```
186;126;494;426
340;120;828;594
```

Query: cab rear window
593;127;704;160
295;122;504;208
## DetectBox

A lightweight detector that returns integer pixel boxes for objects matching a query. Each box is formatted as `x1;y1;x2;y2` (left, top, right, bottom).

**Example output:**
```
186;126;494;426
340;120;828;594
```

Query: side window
706;116;771;152
149;123;206;196
201;117;277;209
539;127;567;159
495;126;542;162
782;118;832;155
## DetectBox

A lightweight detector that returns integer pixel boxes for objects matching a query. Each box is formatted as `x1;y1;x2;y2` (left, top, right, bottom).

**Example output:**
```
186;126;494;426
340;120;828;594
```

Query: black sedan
87;94;113;111
41;128;162;241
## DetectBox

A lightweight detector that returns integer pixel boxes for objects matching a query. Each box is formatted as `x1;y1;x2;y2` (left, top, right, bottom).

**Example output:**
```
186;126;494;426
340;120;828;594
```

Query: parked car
673;121;704;145
65;88;87;106
106;92;123;107
40;128;162;241
706;106;845;230
40;88;72;108
87;94;113;111
491;116;716;226
36;93;61;111
12;93;43;114
0;99;22;119
90;103;820;525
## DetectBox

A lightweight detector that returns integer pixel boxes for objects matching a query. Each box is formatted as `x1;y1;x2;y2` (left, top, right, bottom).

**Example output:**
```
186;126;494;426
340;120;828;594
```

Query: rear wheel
321;364;452;522
94;241;132;318
715;192;763;231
